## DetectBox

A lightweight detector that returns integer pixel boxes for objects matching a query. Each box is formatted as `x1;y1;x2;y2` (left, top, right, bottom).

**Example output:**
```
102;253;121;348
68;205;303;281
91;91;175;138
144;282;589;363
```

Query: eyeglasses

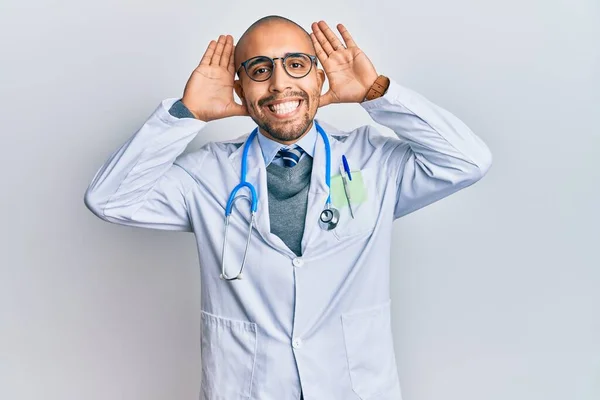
237;52;318;82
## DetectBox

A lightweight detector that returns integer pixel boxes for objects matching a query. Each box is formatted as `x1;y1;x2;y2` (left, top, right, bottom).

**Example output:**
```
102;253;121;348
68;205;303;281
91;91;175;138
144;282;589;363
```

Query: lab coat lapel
228;131;298;256
300;120;335;254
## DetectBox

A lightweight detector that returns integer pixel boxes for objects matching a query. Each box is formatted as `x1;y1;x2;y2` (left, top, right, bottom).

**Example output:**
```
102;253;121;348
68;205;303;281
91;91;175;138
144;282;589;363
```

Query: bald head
234;15;315;71
231;15;325;144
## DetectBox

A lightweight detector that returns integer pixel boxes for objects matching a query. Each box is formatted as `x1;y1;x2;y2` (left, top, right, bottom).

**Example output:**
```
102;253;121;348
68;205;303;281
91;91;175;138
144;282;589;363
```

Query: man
85;15;492;400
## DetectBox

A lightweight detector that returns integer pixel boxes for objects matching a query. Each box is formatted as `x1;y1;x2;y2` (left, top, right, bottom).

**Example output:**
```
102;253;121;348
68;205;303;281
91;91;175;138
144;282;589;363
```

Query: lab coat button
292;338;303;349
292;258;304;267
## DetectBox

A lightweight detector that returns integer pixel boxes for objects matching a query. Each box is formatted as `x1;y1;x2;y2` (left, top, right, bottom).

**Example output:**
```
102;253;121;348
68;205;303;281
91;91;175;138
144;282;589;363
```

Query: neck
259;120;314;145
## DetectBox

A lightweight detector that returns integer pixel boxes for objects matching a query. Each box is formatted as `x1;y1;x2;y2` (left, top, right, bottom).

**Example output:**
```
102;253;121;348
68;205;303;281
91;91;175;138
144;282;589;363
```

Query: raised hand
310;21;379;107
181;35;248;122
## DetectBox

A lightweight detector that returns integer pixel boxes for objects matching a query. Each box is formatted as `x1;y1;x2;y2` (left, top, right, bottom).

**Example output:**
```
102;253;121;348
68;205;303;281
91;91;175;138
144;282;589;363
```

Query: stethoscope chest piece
221;121;340;283
319;207;340;231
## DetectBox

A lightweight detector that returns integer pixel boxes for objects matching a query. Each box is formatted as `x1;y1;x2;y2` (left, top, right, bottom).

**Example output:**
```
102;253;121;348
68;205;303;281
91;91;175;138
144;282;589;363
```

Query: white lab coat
84;79;492;400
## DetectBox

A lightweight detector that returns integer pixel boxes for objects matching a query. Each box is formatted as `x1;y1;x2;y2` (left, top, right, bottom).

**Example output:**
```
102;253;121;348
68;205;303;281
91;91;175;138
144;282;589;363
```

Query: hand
181;35;248;122
310;21;379;107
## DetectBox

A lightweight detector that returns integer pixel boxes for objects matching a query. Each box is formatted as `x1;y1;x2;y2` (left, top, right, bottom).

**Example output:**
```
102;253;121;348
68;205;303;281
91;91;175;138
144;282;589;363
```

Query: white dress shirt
257;122;317;167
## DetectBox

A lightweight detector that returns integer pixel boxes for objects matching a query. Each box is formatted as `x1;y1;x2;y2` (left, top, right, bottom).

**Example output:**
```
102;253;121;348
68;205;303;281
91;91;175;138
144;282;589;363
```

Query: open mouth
264;99;303;118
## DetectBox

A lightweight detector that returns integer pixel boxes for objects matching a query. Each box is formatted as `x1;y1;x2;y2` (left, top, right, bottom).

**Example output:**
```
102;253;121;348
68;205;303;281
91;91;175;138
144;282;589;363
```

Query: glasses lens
245;57;273;81
284;54;312;78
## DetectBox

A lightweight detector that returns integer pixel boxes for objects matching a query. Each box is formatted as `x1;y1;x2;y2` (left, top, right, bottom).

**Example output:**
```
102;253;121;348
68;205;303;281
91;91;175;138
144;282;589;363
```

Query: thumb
319;90;335;108
228;102;250;117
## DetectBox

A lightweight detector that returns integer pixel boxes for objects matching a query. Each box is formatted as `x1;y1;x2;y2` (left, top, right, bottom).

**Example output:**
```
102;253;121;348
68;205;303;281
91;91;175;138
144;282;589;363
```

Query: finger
310;33;328;62
227;44;237;75
211;35;226;65
318;20;345;51
311;22;335;55
199;40;216;66
219;35;233;67
337;24;357;48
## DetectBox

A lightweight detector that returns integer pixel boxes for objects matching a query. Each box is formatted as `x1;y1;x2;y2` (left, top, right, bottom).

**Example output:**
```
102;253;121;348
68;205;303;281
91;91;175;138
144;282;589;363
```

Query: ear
233;79;245;104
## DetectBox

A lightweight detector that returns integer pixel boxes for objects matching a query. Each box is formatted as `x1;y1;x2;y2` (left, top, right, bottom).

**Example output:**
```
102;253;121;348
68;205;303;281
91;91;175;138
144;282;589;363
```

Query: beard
250;89;319;142
257;112;311;142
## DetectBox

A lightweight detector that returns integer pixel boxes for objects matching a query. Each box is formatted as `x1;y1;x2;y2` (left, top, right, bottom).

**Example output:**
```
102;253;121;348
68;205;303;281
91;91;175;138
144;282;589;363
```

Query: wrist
180;98;205;120
363;75;390;101
169;99;198;119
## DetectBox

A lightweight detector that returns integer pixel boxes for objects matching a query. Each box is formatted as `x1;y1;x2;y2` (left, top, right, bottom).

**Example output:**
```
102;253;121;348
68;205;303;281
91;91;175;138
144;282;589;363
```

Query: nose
268;59;293;93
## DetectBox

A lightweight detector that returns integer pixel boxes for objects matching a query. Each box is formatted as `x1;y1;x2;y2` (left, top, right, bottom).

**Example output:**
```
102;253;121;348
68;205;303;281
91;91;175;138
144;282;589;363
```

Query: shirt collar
256;122;318;167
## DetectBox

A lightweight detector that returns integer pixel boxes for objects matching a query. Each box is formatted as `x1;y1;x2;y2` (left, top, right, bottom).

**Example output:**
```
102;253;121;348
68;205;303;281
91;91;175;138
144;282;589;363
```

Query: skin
181;20;379;145
233;20;325;143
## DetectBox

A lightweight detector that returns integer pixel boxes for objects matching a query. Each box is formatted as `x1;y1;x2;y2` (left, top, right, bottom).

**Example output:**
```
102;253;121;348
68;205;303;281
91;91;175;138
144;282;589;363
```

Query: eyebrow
246;57;269;69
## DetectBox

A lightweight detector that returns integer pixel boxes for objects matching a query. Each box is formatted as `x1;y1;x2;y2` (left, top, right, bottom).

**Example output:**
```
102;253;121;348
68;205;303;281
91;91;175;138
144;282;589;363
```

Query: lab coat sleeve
361;79;493;219
84;98;207;231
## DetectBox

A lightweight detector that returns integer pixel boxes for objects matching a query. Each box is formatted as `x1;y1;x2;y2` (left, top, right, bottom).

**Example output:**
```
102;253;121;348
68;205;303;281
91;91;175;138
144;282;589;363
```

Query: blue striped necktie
277;145;305;168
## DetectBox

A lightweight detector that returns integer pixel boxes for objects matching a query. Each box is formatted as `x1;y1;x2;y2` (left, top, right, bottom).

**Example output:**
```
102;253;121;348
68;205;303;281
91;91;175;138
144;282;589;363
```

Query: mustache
258;91;309;107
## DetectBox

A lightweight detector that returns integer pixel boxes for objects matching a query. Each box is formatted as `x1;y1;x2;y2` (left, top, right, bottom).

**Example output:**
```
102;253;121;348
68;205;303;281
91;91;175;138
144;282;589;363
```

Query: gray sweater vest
266;155;312;256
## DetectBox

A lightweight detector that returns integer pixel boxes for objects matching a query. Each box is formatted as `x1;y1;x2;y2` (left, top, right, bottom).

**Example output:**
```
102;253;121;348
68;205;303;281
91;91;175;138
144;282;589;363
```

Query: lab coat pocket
341;299;399;400
331;167;380;241
200;310;257;400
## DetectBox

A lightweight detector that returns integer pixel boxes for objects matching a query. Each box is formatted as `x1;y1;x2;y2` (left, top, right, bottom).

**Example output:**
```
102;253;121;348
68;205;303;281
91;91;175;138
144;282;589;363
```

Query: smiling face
234;21;325;144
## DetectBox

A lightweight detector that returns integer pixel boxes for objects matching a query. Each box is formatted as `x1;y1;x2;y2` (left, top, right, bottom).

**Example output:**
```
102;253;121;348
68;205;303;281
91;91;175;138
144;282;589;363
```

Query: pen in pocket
340;159;355;219
342;154;352;181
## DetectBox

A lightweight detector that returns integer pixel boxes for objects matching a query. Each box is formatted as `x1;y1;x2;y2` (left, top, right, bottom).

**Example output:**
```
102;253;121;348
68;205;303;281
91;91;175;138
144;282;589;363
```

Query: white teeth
268;100;300;115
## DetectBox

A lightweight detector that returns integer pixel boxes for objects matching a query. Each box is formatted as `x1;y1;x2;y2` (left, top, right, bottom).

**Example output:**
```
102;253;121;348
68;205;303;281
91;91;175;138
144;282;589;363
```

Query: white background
1;0;599;399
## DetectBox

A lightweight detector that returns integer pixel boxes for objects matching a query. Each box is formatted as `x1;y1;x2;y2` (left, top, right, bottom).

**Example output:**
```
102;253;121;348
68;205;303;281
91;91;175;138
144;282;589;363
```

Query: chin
267;119;311;142
254;112;313;143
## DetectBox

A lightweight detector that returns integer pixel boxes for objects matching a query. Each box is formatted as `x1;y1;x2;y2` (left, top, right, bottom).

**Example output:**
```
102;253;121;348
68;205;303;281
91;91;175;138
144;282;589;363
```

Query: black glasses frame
236;53;318;82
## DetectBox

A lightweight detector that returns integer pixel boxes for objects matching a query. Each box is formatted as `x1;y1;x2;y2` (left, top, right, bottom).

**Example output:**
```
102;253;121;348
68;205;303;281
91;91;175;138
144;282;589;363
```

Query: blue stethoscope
220;121;339;281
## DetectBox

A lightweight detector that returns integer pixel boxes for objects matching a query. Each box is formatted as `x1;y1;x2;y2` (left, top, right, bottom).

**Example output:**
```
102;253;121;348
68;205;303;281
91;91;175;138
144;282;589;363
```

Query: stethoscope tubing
220;121;334;281
225;121;331;216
